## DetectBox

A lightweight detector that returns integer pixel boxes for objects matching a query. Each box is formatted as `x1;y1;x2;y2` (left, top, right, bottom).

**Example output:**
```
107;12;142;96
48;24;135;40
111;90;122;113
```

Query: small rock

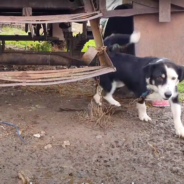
33;134;41;138
69;173;73;176
62;140;70;148
77;173;82;178
33;131;45;138
44;144;52;150
96;135;102;139
35;105;45;109
40;131;45;136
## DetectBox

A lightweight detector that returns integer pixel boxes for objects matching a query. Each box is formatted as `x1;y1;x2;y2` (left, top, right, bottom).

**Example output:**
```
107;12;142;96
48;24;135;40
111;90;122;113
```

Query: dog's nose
164;91;172;99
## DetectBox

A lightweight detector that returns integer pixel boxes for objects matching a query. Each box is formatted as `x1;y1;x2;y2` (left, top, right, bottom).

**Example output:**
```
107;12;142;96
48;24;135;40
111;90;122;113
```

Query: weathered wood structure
0;0;184;86
102;0;184;65
133;0;184;65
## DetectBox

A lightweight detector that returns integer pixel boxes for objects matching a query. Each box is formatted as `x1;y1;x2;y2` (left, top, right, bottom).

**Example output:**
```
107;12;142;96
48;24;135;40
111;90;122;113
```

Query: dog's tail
129;31;141;44
104;31;141;51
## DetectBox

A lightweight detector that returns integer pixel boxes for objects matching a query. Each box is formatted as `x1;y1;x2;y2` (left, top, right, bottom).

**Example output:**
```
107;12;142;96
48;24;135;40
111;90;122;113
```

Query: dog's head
143;58;184;100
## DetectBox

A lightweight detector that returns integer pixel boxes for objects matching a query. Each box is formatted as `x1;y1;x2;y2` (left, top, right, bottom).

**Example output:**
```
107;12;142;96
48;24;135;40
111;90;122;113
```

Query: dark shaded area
103;3;134;55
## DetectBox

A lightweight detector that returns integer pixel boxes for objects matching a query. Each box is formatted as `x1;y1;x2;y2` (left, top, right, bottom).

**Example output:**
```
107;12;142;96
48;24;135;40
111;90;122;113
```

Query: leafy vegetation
1;26;96;52
81;39;96;52
1;26;52;51
178;81;184;101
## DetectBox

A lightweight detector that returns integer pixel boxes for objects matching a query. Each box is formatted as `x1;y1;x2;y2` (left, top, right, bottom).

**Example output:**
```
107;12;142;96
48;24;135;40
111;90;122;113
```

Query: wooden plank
132;0;158;8
159;0;171;22
171;0;184;8
103;8;158;18
133;0;184;10
123;0;133;4
134;11;184;65
102;8;184;18
99;0;106;12
133;0;183;11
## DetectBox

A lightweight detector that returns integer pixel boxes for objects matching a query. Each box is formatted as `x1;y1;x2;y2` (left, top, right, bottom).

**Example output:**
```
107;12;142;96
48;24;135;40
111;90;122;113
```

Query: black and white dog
93;32;184;137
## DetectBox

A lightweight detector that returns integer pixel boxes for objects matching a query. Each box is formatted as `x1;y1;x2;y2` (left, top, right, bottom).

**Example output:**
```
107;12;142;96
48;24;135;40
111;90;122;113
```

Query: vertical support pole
83;0;113;67
82;22;87;39
99;0;106;13
2;40;5;52
22;7;35;37
0;40;5;53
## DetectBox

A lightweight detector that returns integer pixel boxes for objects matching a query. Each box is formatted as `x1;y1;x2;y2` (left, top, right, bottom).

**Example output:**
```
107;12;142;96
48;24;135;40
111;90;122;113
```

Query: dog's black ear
178;66;184;82
142;63;154;78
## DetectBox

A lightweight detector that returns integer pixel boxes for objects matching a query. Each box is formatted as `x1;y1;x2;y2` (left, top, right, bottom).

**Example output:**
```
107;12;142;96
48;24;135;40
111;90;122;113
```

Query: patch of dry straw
76;100;113;130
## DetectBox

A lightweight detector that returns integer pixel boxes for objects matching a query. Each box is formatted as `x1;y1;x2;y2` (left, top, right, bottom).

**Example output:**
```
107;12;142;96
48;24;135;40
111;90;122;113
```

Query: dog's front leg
169;95;184;137
136;98;152;122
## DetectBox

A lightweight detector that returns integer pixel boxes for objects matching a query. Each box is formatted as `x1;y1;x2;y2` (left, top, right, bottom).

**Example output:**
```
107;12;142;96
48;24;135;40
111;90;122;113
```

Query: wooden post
99;0;106;13
83;0;113;67
159;0;171;22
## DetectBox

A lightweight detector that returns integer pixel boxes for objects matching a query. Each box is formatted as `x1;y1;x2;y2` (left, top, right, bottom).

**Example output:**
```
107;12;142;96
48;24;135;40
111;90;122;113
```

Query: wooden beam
103;8;158;18
123;0;132;4
133;0;183;11
102;7;184;18
132;0;158;8
159;0;171;22
99;0;106;12
171;0;184;8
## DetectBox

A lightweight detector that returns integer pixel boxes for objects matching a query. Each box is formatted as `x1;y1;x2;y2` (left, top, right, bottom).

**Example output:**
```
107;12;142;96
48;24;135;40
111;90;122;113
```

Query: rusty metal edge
0;67;116;87
0;11;102;24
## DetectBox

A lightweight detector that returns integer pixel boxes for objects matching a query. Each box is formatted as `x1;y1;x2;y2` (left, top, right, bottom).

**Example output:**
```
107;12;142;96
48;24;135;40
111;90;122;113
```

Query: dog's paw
103;95;121;107
175;126;184;138
139;113;152;122
112;101;121;107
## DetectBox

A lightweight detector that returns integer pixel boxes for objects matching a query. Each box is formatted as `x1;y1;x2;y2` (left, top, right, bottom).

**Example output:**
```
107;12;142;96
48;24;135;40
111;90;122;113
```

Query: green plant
81;39;96;52
178;81;184;101
1;26;52;51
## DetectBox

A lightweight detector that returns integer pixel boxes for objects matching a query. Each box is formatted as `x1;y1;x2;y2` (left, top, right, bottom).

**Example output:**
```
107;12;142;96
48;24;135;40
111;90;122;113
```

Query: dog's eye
172;77;176;80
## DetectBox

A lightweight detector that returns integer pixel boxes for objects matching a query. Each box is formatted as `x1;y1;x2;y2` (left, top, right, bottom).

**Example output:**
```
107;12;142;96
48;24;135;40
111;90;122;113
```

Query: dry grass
76;100;113;130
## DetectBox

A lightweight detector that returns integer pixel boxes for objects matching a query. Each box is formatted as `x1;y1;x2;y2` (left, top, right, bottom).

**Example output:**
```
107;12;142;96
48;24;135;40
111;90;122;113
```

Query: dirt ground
0;79;184;184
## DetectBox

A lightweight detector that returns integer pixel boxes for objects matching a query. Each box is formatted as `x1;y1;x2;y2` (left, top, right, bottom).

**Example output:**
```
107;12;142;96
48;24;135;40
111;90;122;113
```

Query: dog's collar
140;89;153;98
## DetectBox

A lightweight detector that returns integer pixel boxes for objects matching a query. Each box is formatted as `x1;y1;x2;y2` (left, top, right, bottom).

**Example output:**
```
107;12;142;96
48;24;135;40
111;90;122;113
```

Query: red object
152;100;170;107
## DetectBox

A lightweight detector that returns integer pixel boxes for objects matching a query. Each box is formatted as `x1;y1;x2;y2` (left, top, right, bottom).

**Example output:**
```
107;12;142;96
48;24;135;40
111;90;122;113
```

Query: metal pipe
0;52;87;66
